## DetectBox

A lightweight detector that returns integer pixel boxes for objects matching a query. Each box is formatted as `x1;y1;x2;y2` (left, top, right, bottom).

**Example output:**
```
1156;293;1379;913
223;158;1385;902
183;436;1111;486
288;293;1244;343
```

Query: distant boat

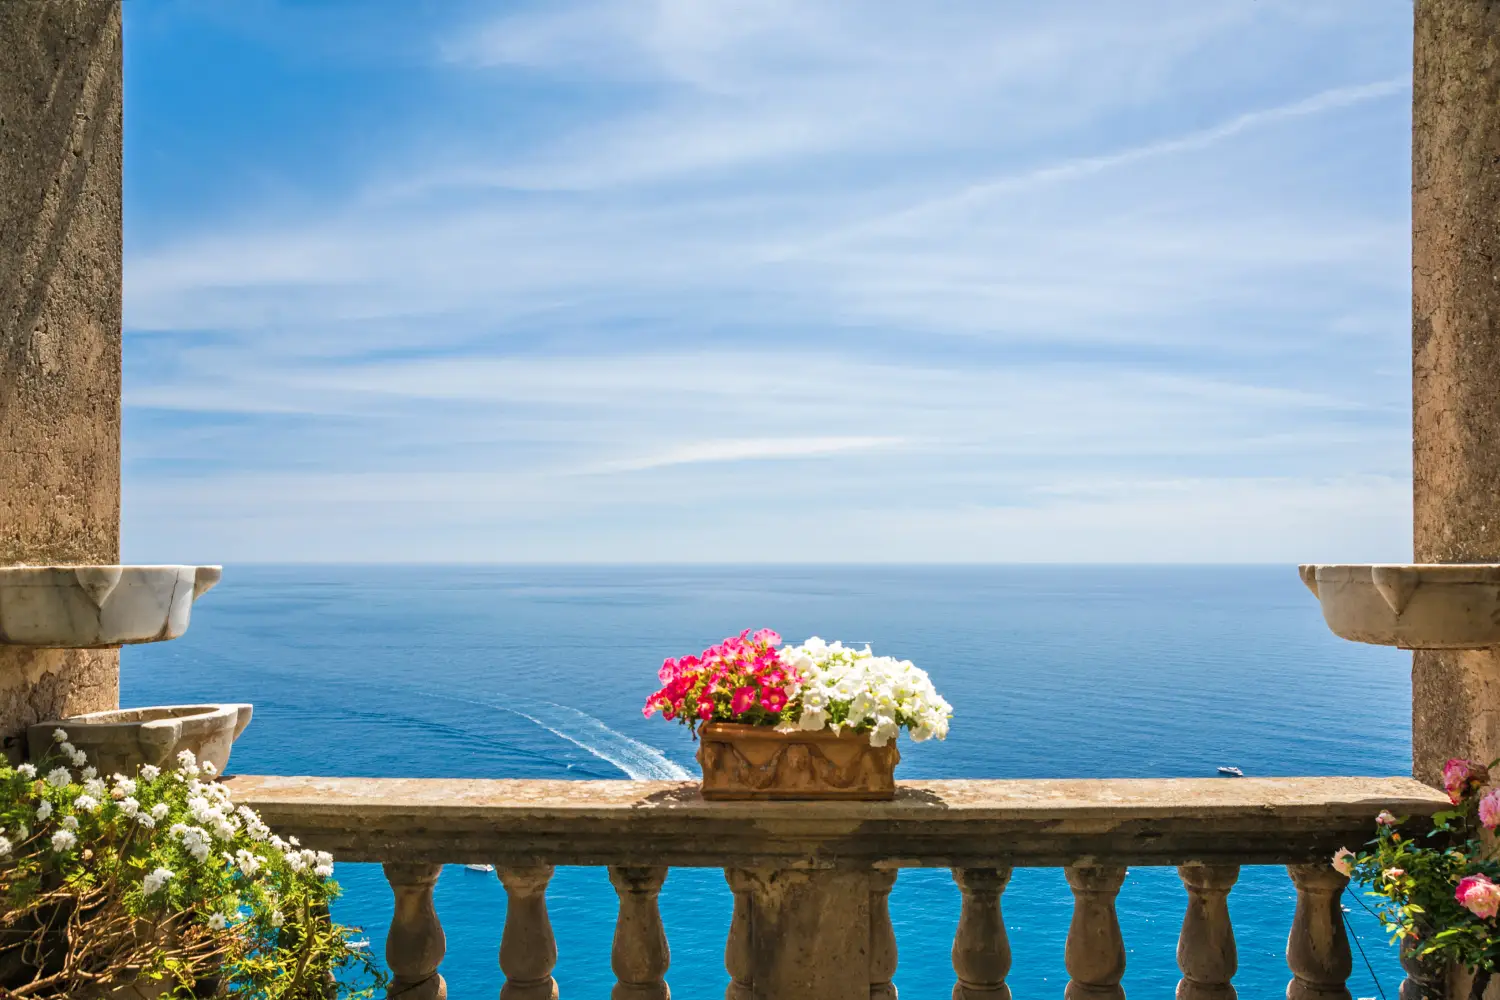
1217;766;1244;777
465;863;495;873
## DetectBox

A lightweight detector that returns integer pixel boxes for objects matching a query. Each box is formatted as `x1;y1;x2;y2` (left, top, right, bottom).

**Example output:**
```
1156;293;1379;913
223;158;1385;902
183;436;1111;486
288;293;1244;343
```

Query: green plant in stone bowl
0;731;382;999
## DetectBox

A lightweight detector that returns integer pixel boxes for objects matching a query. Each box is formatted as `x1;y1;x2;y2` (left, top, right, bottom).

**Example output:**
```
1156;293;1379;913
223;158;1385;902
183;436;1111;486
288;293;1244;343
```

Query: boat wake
501;700;691;781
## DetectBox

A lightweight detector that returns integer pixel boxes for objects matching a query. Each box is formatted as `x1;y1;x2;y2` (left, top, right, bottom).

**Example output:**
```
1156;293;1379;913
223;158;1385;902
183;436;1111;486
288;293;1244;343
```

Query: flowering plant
0;731;381;999
1339;757;1500;998
643;629;952;748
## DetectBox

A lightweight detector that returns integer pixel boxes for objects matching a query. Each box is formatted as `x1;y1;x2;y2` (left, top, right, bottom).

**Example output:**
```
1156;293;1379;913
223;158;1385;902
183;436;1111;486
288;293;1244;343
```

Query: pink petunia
760;687;789;714
753;629;782;646
730;686;757;715
1457;874;1500;919
697;700;715;721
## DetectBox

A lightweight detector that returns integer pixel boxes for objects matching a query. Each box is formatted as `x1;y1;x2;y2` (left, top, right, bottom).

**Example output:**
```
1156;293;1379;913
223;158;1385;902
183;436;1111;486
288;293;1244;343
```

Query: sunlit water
123;565;1411;998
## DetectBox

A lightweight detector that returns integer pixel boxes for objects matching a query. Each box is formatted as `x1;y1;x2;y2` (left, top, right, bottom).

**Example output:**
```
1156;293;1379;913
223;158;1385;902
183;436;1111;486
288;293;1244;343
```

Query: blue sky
121;0;1413;563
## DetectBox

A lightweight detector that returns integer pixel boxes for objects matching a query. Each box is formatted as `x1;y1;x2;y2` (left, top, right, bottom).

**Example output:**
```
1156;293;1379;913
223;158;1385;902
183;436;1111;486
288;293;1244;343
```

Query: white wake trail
503;700;691;781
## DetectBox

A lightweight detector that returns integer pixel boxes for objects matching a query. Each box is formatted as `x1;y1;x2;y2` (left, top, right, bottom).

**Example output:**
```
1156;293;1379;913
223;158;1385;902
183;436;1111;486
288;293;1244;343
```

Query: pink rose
1443;758;1489;804
1457;874;1500;919
1481;791;1500;831
1331;848;1355;877
730;686;757;716
1375;810;1398;826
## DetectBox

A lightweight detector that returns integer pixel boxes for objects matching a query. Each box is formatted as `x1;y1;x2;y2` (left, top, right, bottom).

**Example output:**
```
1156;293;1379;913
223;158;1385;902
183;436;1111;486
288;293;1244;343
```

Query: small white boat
1217;766;1244;777
465;863;495;873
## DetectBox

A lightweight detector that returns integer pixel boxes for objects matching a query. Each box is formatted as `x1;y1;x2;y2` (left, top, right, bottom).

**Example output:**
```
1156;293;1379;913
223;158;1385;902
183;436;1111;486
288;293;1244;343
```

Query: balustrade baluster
498;865;560;1000
1286;864;1352;1000
1399;940;1445;1000
724;869;755;1000
383;862;447;1000
870;869;899;999
1176;864;1238;999
951;867;1013;999
1065;864;1127;1000
608;866;670;1000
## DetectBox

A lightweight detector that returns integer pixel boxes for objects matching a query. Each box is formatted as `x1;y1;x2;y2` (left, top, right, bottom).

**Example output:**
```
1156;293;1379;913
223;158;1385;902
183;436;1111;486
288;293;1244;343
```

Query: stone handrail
223;775;1449;1000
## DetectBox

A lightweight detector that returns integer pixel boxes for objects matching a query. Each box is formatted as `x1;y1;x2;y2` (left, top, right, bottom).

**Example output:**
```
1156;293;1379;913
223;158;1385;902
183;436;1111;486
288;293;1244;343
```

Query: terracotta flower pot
695;722;899;801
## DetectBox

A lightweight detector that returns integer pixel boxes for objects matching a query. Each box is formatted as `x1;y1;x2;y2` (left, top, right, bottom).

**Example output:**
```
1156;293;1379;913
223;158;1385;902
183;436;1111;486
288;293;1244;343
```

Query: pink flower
730;686;757;715
1457;874;1500;919
697;700;714;721
760;687;788;714
1331;848;1355;877
1443;758;1489;804
1481;791;1500;830
1375;810;1398;826
1383;868;1405;881
752;629;782;646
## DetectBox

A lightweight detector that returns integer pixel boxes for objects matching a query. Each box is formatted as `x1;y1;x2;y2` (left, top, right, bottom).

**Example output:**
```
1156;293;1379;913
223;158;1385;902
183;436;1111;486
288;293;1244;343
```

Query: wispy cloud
121;0;1413;562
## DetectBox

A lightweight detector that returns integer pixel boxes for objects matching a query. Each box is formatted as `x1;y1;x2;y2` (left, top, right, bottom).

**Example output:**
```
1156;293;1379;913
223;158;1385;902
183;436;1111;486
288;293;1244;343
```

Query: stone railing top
223;775;1447;869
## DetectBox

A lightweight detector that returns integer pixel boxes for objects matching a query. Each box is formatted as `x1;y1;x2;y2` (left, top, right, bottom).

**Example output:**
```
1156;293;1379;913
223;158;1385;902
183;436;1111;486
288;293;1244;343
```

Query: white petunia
50;829;76;852
16;764;36;779
69;750;87;768
176;749;197;773
150;803;170;821
44;768;70;789
119;797;139;817
34;801;52;821
139;764;161;781
72;794;99;813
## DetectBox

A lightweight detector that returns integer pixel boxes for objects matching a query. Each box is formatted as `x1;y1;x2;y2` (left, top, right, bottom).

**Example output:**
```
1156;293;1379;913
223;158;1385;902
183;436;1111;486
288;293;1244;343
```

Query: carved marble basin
1300;564;1500;649
0;565;221;648
27;703;252;777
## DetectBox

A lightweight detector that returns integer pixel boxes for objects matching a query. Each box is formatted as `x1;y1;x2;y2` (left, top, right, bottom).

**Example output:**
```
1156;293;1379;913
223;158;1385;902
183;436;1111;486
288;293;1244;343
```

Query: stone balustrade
224;775;1447;1000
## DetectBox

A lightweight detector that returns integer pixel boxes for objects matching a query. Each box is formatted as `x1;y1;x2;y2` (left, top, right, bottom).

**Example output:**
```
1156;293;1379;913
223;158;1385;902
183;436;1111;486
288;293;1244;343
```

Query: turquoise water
123;565;1412;998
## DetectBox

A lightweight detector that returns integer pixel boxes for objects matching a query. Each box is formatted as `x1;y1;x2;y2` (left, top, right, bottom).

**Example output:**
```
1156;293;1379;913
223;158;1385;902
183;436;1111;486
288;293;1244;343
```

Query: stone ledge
223;775;1447;869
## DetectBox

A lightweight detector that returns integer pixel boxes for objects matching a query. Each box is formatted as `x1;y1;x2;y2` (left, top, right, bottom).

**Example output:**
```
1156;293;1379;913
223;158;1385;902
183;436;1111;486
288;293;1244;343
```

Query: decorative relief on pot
696;722;898;801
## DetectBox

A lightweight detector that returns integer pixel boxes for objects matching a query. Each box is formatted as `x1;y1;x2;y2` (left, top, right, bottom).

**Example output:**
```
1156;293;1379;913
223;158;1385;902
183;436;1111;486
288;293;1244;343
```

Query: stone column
0;0;123;750
1411;0;1500;786
729;868;873;1000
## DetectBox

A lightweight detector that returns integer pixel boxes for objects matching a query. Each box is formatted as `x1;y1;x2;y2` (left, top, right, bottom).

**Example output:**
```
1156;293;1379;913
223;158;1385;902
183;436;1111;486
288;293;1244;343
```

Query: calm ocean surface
122;565;1411;998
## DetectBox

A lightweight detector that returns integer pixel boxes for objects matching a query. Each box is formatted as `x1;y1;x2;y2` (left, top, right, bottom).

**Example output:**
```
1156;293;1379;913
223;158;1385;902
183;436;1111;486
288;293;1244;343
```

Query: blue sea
122;565;1411;998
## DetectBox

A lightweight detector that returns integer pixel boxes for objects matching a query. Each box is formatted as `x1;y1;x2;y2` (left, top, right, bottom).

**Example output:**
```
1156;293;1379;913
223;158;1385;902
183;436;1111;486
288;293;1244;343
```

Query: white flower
34;801;52;821
269;910;284;928
51;729;68;743
50;829;76;852
315;862;334;878
150;803;170;821
83;778;105;798
208;912;229;931
199;760;217;777
61;815;79;831
72;794;99;813
235;850;262;877
58;741;75;757
136;812;156;830
16;764;36;779
80;766;97;781
0;836;13;857
69;750;87;768
139;764;161;781
176;749;198;773
14;825;27;841
44;768;70;789
119;797;140;817
143;867;174;895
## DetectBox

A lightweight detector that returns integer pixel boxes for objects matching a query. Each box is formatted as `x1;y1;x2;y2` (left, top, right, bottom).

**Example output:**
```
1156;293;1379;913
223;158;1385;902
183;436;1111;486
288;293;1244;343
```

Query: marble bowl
27;704;253;777
0;565;220;647
1300;563;1500;649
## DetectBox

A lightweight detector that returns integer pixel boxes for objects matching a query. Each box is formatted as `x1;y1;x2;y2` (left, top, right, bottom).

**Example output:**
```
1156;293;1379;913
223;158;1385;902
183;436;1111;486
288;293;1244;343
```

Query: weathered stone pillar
1411;0;1500;786
0;0;123;750
727;868;873;1000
